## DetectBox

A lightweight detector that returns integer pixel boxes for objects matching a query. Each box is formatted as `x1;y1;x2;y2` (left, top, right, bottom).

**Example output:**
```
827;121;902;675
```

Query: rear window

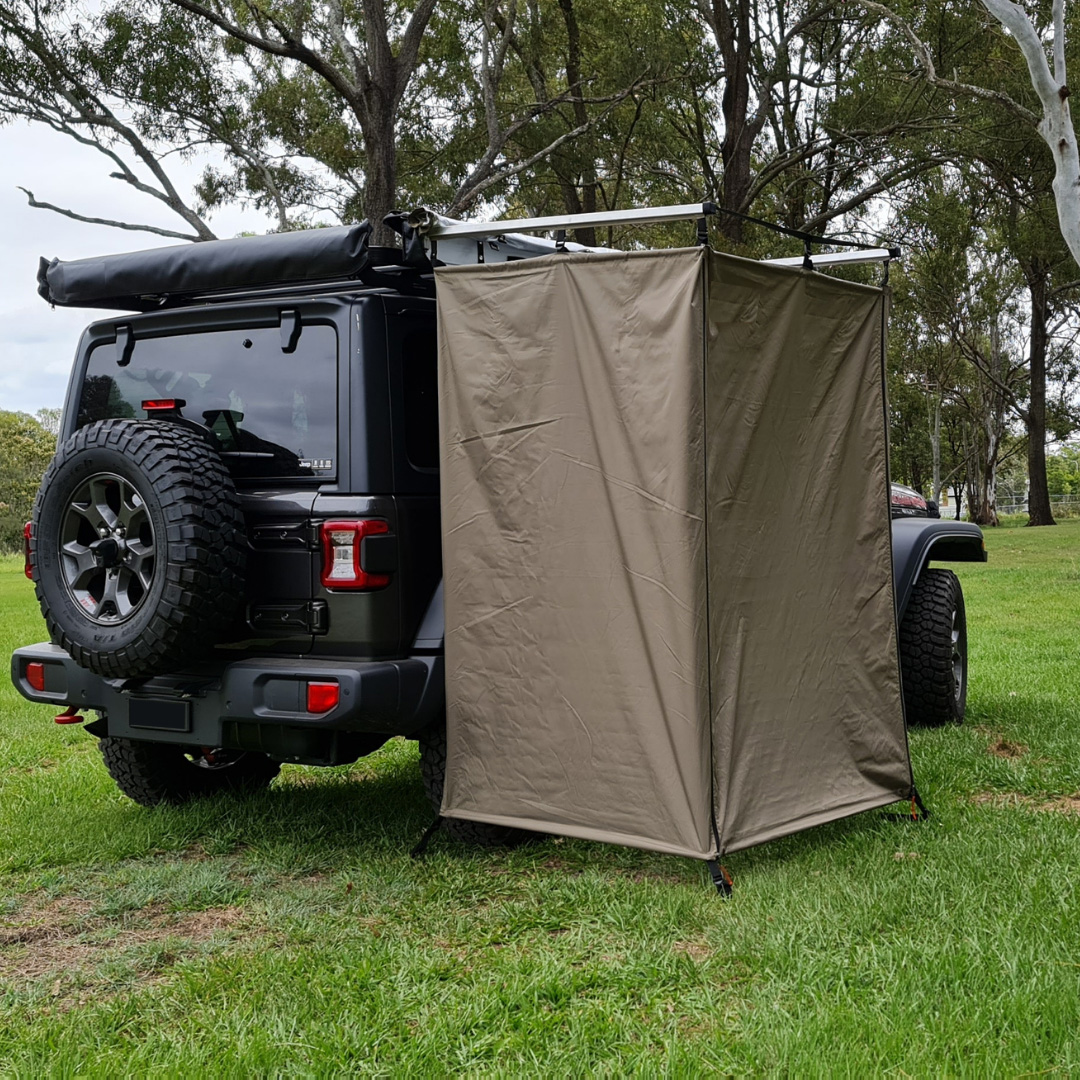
77;324;337;480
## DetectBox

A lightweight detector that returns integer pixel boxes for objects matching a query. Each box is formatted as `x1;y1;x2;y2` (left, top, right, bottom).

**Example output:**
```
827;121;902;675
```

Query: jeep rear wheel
31;419;247;679
100;737;280;806
899;568;967;727
417;719;533;848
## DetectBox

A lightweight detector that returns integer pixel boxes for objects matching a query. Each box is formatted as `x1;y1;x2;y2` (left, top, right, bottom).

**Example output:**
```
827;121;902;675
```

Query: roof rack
38;204;899;312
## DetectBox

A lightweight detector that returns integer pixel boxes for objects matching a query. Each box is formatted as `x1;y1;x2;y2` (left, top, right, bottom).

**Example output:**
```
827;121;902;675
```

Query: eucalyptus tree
0;0;225;239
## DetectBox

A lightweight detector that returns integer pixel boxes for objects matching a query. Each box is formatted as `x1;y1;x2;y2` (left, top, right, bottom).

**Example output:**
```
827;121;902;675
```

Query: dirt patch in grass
673;941;712;961
988;739;1028;759
974;727;1030;759
0;893;250;988
972;791;1080;815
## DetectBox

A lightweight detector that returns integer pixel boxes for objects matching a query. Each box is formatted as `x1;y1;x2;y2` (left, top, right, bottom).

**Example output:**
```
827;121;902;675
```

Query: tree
0;411;56;553
850;0;1080;524
0;0;220;239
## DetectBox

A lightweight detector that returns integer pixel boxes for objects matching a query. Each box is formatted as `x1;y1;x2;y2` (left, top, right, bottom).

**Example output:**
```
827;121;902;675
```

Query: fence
994;494;1080;516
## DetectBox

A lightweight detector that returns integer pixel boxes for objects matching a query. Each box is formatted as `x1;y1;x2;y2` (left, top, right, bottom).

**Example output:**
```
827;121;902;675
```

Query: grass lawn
1;523;1079;1073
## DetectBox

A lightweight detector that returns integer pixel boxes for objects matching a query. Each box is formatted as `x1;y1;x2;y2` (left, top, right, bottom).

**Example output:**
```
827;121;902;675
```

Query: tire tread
899;567;967;727
32;419;247;678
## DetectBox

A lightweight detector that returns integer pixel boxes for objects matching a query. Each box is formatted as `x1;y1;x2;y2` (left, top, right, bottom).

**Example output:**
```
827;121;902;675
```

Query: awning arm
410;202;719;239
765;247;901;269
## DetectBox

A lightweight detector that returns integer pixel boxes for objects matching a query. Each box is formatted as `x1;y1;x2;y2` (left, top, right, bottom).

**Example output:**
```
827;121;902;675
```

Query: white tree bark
979;0;1080;268
856;0;1080;268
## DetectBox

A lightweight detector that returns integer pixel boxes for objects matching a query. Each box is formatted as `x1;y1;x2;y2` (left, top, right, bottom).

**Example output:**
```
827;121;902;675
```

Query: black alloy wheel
59;472;155;624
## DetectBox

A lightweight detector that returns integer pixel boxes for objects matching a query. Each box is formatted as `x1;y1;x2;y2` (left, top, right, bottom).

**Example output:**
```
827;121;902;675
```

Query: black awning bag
38;223;373;310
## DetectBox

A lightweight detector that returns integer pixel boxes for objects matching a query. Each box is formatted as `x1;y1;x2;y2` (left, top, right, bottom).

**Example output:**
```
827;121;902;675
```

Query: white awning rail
405;204;900;270
410;203;717;239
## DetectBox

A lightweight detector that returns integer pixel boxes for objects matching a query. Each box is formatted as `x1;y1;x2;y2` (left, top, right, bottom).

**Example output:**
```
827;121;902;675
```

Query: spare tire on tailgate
30;418;247;679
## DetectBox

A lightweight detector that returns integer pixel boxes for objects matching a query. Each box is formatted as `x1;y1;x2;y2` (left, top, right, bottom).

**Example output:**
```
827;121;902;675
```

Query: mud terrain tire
100;737;279;806
31;418;246;679
417;719;533;848
899;567;967;727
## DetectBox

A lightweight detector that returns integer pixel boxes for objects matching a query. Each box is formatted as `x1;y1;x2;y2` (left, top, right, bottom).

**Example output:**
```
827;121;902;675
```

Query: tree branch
18;188;205;241
851;0;1039;125
448;80;650;214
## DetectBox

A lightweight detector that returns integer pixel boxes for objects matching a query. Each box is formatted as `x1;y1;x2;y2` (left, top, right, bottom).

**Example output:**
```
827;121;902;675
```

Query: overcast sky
0;122;274;417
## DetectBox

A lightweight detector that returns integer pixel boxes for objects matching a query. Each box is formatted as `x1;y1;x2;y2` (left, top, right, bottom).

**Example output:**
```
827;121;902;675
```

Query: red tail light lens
142;398;186;412
319;520;391;590
306;681;340;713
23;521;32;580
26;662;45;692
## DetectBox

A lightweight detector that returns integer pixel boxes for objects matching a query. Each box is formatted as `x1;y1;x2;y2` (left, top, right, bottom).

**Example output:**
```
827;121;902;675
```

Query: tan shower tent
434;246;913;864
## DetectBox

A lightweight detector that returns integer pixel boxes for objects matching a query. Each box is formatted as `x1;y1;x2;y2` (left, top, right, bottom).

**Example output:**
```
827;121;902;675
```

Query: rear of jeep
13;277;449;804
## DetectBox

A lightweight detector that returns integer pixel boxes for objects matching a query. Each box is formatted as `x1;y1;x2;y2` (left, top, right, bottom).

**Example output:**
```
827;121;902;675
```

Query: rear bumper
11;643;443;750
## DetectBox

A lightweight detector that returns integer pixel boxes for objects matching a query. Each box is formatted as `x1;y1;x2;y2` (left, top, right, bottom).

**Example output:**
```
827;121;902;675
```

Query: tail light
26;662;45;692
306;681;340;713
319;520;391;590
23;522;32;580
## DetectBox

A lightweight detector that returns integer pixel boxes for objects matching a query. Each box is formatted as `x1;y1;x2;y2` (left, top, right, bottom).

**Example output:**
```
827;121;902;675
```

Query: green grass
2;525;1079;1074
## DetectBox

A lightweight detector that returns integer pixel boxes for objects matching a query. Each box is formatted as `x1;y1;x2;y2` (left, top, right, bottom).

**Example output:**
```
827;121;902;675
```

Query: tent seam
701;250;722;859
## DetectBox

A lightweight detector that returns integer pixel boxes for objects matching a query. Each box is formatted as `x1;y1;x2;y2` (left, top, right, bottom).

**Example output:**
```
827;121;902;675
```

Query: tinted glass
401;324;439;469
78;324;337;480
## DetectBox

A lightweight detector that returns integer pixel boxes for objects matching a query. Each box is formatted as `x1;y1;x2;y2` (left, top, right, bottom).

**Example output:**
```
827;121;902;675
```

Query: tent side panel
705;254;911;853
436;249;714;859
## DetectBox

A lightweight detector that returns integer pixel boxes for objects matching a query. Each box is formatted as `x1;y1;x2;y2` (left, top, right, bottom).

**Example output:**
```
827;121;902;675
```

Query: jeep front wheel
100;737;280;806
899;568;967;727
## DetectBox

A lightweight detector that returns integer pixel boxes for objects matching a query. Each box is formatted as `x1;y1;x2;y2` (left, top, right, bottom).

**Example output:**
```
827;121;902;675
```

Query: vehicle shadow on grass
181;754;916;891
82;730;922;894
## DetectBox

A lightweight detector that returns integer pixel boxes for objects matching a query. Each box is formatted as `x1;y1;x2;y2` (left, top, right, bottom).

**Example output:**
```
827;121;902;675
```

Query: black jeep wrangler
11;223;986;827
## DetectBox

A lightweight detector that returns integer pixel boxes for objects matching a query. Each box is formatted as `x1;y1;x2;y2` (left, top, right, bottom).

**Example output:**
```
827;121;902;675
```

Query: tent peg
410;815;444;858
706;860;733;898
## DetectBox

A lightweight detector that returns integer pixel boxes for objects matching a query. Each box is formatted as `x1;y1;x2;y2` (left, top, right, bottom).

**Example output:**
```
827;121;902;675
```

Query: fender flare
891;519;986;621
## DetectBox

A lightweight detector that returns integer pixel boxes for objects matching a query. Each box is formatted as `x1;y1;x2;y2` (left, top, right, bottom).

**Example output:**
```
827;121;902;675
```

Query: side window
77;323;338;480
400;324;439;470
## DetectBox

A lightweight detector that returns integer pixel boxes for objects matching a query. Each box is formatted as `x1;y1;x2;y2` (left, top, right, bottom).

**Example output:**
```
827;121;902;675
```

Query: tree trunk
929;391;942;503
969;323;1005;526
708;0;765;244
557;0;597;246
980;0;1080;272
362;102;398;245
1023;263;1057;525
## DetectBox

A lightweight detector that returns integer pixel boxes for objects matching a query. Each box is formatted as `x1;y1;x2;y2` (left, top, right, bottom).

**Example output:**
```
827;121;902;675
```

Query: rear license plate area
128;697;191;732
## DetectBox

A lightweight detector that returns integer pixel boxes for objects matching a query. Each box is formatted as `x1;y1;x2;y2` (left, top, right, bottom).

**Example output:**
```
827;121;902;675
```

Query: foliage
1046;444;1080;496
0;411;55;553
1;524;1080;1070
2;0;1080;507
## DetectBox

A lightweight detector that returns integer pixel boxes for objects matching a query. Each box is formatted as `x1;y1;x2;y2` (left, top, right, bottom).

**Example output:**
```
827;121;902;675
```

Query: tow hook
54;707;83;725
